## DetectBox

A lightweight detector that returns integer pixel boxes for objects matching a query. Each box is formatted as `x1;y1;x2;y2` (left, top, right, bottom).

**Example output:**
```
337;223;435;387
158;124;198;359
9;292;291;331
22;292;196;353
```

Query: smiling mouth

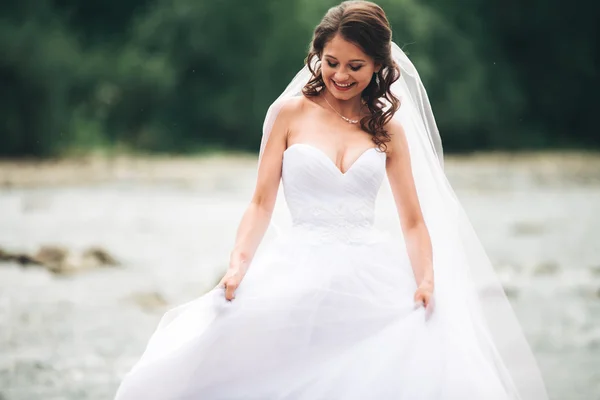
331;80;356;90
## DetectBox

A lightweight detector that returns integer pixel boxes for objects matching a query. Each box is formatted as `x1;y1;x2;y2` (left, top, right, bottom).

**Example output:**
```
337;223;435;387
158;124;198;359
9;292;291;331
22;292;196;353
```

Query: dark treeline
1;0;598;157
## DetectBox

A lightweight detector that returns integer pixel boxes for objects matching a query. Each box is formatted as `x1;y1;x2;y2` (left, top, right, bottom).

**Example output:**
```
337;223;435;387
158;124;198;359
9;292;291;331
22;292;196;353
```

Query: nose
334;72;350;82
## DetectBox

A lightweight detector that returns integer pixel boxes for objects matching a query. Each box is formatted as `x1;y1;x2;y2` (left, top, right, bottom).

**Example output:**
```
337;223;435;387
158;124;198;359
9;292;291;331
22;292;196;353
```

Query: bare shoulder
384;117;408;157
265;96;301;135
271;95;318;134
272;96;308;121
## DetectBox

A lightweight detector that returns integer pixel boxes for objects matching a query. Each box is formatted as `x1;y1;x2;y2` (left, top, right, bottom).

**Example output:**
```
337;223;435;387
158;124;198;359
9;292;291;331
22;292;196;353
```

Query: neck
323;90;363;117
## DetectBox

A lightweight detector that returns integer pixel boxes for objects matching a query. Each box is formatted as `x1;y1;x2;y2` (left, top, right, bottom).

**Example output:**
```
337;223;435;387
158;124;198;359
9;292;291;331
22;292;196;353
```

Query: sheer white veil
258;41;549;399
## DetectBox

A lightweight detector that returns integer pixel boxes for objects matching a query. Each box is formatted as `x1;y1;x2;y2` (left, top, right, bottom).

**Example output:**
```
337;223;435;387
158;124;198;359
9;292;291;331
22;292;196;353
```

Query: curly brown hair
302;1;400;151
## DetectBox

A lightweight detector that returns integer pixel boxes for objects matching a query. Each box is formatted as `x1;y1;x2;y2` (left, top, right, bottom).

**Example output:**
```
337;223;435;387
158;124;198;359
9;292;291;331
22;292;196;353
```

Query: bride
114;1;549;399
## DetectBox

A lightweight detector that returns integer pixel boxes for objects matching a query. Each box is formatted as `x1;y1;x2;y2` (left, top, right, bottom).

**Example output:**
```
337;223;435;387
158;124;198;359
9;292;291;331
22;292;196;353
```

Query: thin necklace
323;95;360;124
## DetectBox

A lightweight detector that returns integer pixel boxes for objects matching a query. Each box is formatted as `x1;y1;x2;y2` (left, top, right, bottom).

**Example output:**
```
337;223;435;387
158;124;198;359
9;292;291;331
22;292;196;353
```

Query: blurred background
0;0;598;399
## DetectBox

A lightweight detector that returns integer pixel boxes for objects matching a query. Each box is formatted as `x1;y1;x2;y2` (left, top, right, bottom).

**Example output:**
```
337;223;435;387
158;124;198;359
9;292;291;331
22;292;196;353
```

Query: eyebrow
324;55;366;63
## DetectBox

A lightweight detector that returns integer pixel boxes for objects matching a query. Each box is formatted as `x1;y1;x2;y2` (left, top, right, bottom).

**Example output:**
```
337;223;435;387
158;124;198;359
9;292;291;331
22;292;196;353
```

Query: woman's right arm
219;99;298;301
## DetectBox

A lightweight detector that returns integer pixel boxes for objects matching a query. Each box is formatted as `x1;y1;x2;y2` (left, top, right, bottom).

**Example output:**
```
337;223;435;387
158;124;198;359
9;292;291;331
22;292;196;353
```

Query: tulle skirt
114;227;513;400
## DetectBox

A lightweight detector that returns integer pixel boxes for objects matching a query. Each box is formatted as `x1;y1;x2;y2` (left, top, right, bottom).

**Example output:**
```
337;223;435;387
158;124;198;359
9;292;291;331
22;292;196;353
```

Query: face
321;34;381;101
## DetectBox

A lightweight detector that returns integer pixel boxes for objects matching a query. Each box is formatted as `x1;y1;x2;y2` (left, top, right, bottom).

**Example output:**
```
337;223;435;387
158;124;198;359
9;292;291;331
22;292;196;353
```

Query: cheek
321;66;333;80
355;70;375;88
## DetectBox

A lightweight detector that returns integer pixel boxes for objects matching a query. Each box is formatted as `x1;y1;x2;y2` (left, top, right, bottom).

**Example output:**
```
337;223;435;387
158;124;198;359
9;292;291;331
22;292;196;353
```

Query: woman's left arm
385;119;434;307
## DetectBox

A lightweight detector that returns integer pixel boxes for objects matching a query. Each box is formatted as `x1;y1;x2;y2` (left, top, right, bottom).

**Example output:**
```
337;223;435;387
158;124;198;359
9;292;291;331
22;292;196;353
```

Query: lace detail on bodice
292;202;374;229
281;143;387;244
288;201;385;245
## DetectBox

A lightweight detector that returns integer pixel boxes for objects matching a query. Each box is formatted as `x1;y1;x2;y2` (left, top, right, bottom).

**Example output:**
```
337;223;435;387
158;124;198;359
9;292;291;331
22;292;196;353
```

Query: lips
331;79;356;91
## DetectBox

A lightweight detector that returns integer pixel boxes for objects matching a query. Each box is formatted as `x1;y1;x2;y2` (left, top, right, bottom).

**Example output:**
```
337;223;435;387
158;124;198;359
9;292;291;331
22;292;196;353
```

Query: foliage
0;0;597;156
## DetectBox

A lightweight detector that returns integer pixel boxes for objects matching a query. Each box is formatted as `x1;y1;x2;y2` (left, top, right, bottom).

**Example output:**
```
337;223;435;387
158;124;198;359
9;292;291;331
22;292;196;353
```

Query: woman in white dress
114;1;549;399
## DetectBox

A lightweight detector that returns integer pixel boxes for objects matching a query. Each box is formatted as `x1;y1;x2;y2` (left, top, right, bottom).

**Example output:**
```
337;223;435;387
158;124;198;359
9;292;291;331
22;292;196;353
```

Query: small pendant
342;116;359;124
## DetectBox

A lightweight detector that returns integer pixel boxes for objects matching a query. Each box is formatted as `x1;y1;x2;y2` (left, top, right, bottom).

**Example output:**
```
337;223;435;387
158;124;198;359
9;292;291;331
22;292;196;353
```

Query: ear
374;63;382;74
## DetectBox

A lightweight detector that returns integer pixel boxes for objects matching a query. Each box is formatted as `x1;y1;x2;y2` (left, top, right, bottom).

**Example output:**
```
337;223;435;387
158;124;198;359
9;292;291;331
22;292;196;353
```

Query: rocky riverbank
1;152;599;400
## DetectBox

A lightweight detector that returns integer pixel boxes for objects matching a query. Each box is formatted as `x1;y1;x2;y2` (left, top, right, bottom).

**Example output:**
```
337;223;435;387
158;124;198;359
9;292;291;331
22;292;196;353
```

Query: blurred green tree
0;0;597;156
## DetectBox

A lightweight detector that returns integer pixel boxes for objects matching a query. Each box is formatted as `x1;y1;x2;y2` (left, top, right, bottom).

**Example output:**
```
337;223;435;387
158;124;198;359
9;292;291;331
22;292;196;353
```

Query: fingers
422;293;435;309
414;289;433;308
217;269;238;301
414;289;425;303
414;292;424;308
224;280;238;301
423;292;432;308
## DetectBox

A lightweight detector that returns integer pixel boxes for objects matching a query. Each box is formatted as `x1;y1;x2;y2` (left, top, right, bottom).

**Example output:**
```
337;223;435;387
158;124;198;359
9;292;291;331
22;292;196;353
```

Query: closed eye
326;61;362;72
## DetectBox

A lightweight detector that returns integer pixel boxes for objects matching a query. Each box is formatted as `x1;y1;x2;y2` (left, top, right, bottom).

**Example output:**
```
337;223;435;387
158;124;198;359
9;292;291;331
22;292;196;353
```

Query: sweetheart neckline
283;143;384;176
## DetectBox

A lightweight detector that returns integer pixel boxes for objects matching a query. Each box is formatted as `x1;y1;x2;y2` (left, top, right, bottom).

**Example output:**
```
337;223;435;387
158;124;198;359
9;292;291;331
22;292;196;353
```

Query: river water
0;153;598;399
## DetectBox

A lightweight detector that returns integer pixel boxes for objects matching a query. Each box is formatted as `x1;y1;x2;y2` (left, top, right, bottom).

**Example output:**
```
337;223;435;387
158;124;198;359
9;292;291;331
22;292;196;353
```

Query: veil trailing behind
114;42;549;400
259;42;549;400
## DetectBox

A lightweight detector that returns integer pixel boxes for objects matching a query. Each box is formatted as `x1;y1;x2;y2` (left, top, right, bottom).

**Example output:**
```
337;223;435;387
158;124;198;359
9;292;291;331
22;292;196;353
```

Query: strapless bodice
281;143;387;230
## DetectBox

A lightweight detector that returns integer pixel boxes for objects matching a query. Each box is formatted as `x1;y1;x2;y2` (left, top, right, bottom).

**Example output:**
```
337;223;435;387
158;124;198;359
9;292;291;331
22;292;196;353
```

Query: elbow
250;193;275;215
404;215;427;233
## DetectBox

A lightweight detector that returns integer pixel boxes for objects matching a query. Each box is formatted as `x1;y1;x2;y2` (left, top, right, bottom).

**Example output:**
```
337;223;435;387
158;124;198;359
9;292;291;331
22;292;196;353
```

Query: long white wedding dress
115;41;549;399
115;143;522;400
